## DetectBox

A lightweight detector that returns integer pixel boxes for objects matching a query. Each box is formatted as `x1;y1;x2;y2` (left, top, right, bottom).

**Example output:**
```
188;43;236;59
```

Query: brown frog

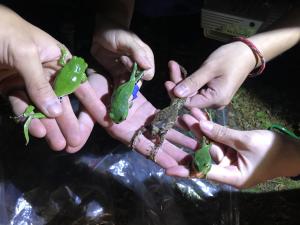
148;97;186;146
130;65;187;161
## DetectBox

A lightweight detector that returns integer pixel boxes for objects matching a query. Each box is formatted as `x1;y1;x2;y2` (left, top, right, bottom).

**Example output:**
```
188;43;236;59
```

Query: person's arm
247;7;300;64
173;7;300;109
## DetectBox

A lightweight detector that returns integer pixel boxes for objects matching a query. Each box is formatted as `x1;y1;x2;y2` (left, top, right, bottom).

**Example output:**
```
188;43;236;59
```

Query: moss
229;86;300;193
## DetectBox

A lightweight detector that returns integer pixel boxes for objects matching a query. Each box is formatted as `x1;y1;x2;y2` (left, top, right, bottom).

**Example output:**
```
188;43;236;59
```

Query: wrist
233;37;266;77
229;41;258;74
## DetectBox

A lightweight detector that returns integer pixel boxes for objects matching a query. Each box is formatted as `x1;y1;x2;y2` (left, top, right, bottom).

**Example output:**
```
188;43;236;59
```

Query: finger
190;107;209;121
207;164;241;187
120;55;134;71
55;96;82;147
120;37;155;80
185;88;221;108
209;144;226;163
161;140;189;162
199;120;247;151
14;46;62;117
91;44;129;77
168;60;184;84
8;90;46;138
176;116;190;131
164;81;176;99
65;109;95;153
174;64;214;98
75;76;109;127
165;129;198;150
132;134;178;168
42;118;66;151
181;114;203;139
219;148;237;167
166;165;190;177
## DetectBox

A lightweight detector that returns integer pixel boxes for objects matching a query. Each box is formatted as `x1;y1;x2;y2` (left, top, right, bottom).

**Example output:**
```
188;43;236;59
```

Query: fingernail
46;100;62;116
175;83;189;97
200;120;213;132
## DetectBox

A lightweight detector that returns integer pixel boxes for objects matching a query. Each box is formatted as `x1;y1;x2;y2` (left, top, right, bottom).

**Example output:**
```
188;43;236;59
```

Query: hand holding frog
64;63;197;173
10;46;88;145
168;107;300;188
0;5;63;116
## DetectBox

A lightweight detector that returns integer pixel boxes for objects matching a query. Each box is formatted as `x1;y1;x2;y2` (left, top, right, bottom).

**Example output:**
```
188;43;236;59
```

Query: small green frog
12;46;88;145
11;105;46;145
54;46;88;98
109;63;144;123
190;109;213;178
192;136;212;178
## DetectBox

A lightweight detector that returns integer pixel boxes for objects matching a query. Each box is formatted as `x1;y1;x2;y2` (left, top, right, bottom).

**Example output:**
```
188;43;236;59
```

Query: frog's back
109;81;134;123
54;56;87;97
67;57;87;74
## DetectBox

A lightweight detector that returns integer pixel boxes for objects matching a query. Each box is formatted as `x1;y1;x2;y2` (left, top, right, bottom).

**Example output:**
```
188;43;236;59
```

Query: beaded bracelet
233;36;266;77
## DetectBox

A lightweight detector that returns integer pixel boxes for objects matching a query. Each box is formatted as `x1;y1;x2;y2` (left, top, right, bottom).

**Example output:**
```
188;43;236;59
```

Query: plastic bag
0;108;238;225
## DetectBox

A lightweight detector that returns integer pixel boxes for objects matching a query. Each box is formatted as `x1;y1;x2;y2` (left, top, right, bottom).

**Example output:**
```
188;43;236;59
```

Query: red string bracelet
233;36;266;77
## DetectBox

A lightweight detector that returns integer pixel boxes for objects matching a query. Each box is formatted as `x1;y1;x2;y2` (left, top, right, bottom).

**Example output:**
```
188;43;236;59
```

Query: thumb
199;120;245;150
119;37;155;80
173;65;213;98
16;53;62;117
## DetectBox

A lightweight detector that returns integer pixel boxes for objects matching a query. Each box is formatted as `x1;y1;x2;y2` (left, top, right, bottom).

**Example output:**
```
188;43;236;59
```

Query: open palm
67;63;197;170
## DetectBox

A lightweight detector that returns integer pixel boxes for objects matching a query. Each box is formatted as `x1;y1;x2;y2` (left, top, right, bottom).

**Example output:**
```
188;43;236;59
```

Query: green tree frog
54;47;88;98
190;109;213;178
109;63;144;123
10;105;46;145
12;46;88;145
192;136;212;178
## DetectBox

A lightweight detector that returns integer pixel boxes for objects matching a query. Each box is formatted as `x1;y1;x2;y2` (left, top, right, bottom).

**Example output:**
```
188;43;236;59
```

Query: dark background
1;1;300;224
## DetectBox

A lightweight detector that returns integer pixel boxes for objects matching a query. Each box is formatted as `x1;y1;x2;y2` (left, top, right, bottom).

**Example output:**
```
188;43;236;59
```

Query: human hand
168;108;300;188
65;65;197;170
0;5;63;117
91;17;154;85
173;41;257;109
2;59;88;150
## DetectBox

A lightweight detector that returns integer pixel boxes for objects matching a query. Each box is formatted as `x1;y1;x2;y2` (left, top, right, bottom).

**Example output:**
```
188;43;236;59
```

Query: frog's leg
23;105;35;117
10;105;35;123
129;126;147;149
58;45;68;66
24;112;46;145
32;112;46;119
147;130;168;162
155;131;167;149
148;145;160;162
80;72;88;83
23;116;33;145
10;105;46;145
